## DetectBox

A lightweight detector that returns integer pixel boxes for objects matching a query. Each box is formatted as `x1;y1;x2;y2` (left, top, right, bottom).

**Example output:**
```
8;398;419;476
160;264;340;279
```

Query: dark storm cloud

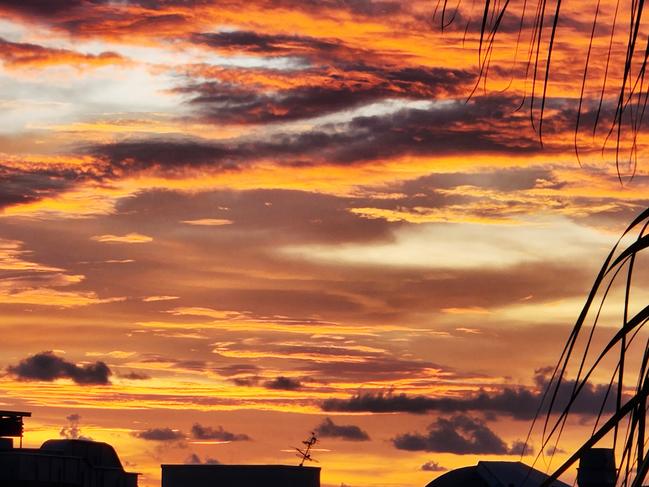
114;0;403;17
186;18;474;109
393;414;511;454
7;351;111;385
0;92;587;216
270;0;404;16
191;423;251;441
191;31;343;55
315;417;370;441
89;139;240;174
87;97;543;177
181;83;387;124
326;97;542;163
0;98;554;214
247;96;540;163
322;368;620;419
138;0;403;16
178;66;474;124
0;0;405;40
0;0;86;16
0;164;89;209
133;427;185;441
190;30;470;92
0;0;192;38
264;376;302;390
145;0;403;16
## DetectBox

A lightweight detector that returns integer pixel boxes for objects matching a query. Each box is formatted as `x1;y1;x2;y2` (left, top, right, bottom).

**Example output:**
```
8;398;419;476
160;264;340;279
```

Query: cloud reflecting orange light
0;1;645;486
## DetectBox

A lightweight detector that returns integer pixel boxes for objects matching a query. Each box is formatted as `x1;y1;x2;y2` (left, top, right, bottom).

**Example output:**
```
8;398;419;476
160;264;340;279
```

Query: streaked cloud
0;238;124;307
181;219;233;226
86;350;136;359
91;233;153;244
0;37;127;70
283;218;615;270
142;295;179;302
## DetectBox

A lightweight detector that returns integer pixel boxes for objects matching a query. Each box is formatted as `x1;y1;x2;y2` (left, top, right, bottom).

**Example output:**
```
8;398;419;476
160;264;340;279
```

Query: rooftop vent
577;448;616;487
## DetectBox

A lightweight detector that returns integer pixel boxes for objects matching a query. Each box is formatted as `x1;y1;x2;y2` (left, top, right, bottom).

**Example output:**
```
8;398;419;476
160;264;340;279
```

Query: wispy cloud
91;233;153;244
181;219;233;226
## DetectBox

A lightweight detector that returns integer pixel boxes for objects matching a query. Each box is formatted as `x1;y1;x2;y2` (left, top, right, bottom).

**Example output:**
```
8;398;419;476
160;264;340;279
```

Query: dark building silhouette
0;410;137;487
425;461;570;487
577;449;616;487
161;464;320;487
0;439;138;487
0;410;31;446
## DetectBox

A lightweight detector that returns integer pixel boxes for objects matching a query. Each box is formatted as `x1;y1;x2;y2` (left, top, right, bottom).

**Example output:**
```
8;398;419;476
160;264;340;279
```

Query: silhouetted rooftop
0;438;137;487
426;461;571;487
0;411;31;417
40;439;125;469
161;464;320;487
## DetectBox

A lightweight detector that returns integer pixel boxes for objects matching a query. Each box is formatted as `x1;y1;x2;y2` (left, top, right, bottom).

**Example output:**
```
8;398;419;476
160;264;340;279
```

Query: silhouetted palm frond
512;208;649;486
436;0;649;177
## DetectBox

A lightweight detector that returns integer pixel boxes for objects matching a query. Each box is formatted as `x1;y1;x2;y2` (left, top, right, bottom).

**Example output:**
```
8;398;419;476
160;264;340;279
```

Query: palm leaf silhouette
433;3;649;484
436;0;649;178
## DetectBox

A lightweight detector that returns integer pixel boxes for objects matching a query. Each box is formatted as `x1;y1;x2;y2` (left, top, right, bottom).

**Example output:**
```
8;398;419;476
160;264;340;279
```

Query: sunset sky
2;1;649;486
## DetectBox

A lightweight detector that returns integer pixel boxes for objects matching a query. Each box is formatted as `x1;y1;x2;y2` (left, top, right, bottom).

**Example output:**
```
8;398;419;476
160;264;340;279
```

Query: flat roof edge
161;464;320;469
0;411;31;417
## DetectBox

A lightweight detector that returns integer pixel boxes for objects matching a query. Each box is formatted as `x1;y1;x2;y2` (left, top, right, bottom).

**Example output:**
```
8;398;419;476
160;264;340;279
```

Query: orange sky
1;1;649;486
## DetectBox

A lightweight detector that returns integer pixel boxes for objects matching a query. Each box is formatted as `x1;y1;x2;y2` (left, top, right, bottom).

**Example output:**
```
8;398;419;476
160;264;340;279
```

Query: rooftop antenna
294;431;318;467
